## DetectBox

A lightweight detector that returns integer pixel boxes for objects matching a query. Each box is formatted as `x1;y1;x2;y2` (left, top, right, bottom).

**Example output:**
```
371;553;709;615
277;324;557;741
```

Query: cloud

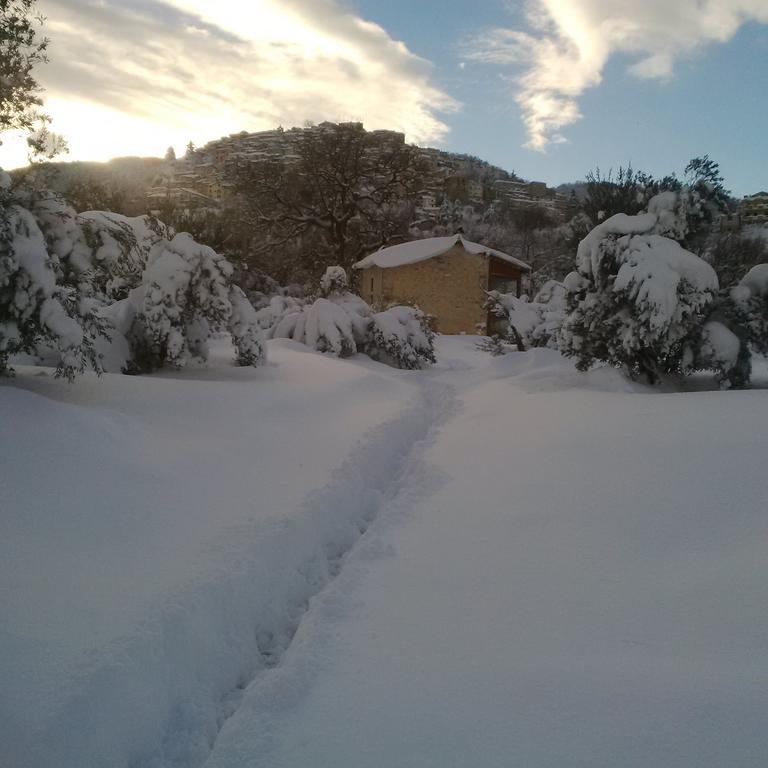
1;0;457;166
467;0;768;151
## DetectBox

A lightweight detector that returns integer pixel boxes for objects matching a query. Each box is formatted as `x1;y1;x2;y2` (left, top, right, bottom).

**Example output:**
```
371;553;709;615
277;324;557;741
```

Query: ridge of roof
353;235;531;271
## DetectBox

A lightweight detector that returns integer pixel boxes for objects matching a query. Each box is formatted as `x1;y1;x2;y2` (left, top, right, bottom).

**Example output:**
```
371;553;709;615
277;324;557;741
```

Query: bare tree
229;123;429;278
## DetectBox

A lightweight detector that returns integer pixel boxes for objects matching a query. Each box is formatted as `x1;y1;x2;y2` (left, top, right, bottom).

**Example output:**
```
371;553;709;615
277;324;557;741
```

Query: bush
559;192;720;383
0;175;102;379
485;279;565;351
119;233;266;372
365;305;435;369
730;264;768;356
682;317;751;390
272;266;436;368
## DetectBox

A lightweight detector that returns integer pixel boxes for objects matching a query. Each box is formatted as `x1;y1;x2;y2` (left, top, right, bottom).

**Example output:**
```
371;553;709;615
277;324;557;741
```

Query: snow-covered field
3;337;768;767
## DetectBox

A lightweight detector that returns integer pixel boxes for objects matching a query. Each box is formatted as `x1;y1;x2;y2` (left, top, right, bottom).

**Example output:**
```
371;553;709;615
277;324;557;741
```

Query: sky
1;0;767;196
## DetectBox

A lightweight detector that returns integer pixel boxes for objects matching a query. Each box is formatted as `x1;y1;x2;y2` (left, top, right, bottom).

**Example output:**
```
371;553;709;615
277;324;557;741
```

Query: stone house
353;235;531;335
742;191;768;226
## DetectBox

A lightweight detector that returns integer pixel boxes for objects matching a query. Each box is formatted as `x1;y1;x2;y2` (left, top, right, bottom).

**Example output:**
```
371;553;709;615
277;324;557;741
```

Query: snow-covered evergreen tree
318;265;349;296
229;285;267;367
17;187;171;304
1;171;266;377
682;316;751;390
559;192;719;383
254;294;305;335
272;297;357;357
304;298;358;357
120;233;266;372
677;261;768;389
0;172;99;379
319;266;372;346
365;306;436;369
729;264;768;356
485;279;565;351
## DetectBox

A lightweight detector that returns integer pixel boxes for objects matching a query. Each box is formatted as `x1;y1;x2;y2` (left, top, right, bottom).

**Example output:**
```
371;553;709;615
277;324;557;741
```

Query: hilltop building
492;179;574;219
742;192;768;226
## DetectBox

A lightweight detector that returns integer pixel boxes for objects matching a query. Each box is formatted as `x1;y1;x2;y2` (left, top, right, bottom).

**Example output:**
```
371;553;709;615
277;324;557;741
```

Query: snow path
206;340;768;768
0;341;448;768
157;376;460;768
199;374;460;767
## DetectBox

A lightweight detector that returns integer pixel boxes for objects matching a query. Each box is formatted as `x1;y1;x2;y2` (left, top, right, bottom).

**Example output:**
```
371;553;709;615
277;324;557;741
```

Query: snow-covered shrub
322;268;373;346
230;265;280;309
0;176;103;380
678;261;768;389
273;266;369;354
365;305;436;370
21;190;169;303
305;298;358;357
121;234;266;372
272;297;357;357
229;285;268;367
270;267;435;368
319;265;349;296
682;318;751;390
254;294;306;336
271;307;305;341
272;266;435;369
475;334;510;356
485;279;565;351
1;174;263;377
559;193;720;383
729;263;768;356
76;211;171;301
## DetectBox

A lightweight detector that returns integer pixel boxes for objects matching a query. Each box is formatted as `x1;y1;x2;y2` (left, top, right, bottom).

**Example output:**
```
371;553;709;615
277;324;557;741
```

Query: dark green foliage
708;231;768;289
583;165;666;224
581;157;730;255
364;307;436;370
684;292;753;389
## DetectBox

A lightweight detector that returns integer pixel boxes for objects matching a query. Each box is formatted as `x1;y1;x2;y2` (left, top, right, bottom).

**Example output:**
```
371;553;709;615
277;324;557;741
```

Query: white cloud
468;0;768;151
0;0;457;168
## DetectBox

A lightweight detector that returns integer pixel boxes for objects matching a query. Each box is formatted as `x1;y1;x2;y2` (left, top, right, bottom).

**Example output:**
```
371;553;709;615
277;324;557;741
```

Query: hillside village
148;122;577;226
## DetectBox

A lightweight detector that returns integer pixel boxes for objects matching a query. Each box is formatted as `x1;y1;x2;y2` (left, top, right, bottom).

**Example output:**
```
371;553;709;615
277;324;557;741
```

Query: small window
370;277;374;294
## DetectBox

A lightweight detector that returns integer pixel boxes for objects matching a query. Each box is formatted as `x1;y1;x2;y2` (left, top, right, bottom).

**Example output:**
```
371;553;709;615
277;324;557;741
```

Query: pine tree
559;192;719;384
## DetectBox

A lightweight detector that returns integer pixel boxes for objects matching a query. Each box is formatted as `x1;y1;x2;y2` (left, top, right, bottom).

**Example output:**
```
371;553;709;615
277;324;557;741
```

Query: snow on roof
353;235;531;271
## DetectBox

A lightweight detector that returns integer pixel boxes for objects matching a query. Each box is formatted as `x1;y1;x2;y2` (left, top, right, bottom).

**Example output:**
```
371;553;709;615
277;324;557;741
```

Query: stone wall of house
358;244;492;334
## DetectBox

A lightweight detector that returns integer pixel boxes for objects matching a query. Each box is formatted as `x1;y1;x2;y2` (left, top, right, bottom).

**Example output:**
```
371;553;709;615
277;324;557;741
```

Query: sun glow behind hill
0;0;456;170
